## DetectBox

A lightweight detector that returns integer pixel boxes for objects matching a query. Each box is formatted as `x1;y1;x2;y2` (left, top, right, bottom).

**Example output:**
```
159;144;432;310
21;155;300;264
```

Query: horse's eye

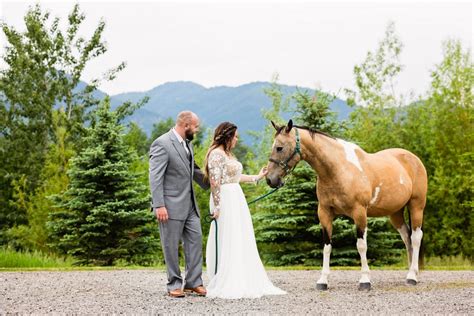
276;147;283;152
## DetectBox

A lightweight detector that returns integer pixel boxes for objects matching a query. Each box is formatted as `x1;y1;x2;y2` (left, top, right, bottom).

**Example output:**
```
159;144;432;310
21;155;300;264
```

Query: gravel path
1;270;473;314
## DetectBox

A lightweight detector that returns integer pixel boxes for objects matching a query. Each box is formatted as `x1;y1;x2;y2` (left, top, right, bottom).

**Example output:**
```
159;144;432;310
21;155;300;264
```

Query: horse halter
269;128;301;174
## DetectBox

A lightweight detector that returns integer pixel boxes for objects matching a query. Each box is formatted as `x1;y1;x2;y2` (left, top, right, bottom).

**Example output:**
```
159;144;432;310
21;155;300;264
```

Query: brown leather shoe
184;285;207;296
168;288;185;298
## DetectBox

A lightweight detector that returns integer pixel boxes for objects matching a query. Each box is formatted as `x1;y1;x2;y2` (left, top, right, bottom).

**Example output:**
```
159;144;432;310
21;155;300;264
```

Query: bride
204;122;286;299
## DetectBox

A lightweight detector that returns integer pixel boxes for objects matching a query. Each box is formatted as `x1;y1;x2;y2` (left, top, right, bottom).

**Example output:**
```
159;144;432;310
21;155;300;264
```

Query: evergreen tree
47;98;160;265
255;88;403;266
0;4;124;243
254;88;338;266
123;122;149;157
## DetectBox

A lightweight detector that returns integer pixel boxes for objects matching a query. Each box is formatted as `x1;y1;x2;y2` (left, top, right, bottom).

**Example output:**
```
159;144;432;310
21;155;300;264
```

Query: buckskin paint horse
266;120;427;290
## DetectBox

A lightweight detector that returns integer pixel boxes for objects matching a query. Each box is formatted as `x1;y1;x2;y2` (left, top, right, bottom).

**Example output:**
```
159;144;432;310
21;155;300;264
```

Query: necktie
183;141;191;161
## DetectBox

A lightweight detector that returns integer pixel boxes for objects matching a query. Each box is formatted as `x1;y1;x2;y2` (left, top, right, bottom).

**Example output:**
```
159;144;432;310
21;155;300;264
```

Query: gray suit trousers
159;207;203;291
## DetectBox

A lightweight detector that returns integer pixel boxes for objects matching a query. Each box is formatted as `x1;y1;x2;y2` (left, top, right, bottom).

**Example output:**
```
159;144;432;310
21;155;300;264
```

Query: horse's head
266;119;302;188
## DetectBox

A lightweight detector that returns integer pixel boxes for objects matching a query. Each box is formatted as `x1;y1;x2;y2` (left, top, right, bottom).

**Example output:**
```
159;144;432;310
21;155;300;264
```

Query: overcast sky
0;0;472;98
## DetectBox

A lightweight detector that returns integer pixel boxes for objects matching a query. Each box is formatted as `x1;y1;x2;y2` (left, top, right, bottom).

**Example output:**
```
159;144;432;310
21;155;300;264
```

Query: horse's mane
293;125;336;140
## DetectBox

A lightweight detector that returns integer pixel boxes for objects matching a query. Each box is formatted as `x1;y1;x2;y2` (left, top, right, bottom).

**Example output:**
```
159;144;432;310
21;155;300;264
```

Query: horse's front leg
354;210;371;290
316;207;333;291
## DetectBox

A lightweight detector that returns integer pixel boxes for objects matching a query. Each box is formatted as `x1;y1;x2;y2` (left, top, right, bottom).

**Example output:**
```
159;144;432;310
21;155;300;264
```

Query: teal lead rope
207;128;300;274
247;187;280;205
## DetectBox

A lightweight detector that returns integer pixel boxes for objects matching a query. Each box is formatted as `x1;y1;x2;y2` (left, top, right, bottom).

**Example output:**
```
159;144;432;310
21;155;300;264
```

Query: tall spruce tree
47;98;159;265
255;89;403;266
0;4;124;244
254;88;346;265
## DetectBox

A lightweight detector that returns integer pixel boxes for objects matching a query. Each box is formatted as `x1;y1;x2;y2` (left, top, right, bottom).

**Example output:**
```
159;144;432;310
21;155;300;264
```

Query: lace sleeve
208;150;226;213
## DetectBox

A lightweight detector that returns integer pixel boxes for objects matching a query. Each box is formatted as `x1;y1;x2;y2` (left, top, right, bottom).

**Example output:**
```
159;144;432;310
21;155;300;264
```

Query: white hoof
406;270;418;283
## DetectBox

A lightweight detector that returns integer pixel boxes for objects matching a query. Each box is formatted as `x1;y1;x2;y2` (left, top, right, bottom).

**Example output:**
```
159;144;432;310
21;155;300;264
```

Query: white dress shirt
172;128;190;156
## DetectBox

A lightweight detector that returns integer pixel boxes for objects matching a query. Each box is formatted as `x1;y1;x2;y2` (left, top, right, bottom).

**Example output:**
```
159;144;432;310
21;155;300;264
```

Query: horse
265;119;427;291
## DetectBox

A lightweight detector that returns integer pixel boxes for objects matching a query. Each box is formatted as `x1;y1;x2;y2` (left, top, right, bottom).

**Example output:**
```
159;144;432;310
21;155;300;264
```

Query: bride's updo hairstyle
204;122;238;180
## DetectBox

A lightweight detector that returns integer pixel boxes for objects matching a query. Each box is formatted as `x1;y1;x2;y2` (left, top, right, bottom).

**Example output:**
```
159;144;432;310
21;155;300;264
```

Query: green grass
0;248;167;271
1;248;471;271
264;255;472;271
0;248;74;269
423;255;473;270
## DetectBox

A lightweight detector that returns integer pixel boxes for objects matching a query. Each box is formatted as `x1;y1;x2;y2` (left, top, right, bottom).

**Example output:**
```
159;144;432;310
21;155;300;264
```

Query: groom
149;111;209;298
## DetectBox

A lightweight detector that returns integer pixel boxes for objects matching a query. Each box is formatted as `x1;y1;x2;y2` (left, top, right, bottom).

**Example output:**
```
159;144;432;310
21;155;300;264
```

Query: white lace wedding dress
205;149;286;299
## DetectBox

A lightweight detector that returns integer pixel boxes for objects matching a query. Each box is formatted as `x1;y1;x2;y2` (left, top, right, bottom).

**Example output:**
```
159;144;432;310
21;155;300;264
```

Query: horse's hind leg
316;206;333;291
406;199;424;285
353;208;371;291
389;209;413;267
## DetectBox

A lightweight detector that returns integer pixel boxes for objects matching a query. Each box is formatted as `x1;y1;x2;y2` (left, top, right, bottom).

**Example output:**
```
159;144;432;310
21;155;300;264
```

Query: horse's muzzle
266;176;283;189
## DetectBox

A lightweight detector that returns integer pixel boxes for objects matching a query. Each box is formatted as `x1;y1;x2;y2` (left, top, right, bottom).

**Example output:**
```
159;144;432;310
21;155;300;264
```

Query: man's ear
285;119;293;133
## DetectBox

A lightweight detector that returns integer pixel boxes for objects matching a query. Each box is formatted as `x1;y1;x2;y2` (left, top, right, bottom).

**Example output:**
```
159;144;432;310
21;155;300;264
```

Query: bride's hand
212;210;220;219
258;166;268;179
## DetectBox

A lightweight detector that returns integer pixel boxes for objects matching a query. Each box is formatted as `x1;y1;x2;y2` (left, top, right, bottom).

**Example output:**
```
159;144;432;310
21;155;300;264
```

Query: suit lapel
168;130;191;173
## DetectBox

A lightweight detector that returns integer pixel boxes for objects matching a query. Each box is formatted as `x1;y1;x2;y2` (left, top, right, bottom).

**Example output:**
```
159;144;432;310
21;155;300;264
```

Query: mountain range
99;81;352;143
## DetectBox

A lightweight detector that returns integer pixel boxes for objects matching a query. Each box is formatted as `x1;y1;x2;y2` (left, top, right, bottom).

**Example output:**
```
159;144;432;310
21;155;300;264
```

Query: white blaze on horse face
337;139;363;172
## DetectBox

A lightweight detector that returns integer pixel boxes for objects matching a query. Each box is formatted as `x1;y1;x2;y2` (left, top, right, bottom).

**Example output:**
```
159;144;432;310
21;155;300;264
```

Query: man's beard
185;129;194;141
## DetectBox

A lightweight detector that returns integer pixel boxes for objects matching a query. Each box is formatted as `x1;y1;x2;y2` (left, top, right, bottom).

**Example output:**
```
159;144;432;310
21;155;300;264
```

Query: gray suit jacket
149;129;209;220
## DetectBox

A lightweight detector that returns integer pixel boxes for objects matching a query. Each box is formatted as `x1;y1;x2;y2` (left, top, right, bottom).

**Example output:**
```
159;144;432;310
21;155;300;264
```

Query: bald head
176;111;199;127
175;111;200;141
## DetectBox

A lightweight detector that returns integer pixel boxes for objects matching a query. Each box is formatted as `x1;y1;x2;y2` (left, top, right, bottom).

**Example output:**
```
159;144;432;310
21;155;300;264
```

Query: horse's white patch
317;244;332;285
411;227;423;248
370;186;381;205
407;227;423;282
337;139;363;172
357;228;370;284
400;174;404;185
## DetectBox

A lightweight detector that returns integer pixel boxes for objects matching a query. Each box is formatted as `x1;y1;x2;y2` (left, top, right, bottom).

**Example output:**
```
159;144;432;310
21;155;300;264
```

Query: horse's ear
271;120;279;131
285;119;293;133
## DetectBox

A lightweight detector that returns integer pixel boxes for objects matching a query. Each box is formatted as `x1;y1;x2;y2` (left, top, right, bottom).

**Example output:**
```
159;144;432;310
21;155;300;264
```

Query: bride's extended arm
239;166;268;184
239;174;261;184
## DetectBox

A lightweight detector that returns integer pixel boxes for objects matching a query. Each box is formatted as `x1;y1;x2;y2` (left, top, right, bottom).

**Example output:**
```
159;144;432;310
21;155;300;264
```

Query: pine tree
254;88;345;266
47;98;160;265
255;88;404;266
254;164;319;265
0;3;124;244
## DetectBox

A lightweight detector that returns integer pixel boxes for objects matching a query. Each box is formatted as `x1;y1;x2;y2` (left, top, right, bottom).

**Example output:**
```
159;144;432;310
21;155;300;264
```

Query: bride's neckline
214;148;237;160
